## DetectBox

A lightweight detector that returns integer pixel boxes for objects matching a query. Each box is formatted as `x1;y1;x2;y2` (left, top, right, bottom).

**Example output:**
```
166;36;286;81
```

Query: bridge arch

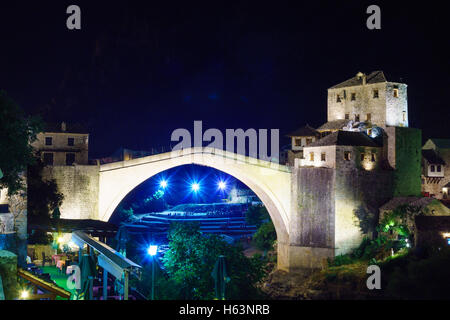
98;147;291;244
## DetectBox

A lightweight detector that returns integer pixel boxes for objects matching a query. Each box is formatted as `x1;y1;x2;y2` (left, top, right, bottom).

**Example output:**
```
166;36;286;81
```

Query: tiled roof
380;197;435;211
286;124;319;137
317;119;350;131
422;149;446;165
307;130;380;147
330;71;387;89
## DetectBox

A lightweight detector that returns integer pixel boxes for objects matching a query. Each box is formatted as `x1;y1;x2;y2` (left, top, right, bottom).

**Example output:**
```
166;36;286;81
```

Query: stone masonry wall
292;167;335;249
42;165;99;220
334;168;393;255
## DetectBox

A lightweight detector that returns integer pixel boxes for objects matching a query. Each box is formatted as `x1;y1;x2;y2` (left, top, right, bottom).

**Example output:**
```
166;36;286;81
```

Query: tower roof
329;71;387;89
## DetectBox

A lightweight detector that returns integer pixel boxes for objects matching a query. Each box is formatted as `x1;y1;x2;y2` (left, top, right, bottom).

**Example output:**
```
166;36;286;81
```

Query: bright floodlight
218;181;226;190
191;182;200;192
147;245;158;256
20;290;29;299
160;180;168;189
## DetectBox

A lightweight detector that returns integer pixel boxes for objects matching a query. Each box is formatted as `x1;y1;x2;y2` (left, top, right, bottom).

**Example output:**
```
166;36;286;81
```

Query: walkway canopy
71;231;141;279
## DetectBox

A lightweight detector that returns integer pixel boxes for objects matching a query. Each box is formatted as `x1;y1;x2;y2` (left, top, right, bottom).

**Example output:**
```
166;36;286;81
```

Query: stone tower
327;71;408;128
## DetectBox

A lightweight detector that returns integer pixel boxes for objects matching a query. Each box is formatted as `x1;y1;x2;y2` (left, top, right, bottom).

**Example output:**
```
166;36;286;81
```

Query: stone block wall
42;165;99;220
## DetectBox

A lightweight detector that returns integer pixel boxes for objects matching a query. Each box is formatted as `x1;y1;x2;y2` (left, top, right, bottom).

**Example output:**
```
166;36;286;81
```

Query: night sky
0;1;449;158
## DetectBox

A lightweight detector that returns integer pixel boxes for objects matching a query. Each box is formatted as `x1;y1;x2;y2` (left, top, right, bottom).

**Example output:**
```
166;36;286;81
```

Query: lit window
66;153;75;166
310;152;314;161
371;153;376;162
351;93;356;101
393;88;399;98
45;137;52;146
431;165;435;172
321;153;326;161
43;153;53;165
366;113;371;121
403;111;406;122
373;90;379;98
344;151;351;161
68;137;74;146
294;138;302;147
367;129;372;136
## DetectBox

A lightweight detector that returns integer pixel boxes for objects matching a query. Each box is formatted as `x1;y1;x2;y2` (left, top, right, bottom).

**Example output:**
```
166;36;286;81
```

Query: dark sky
0;1;449;158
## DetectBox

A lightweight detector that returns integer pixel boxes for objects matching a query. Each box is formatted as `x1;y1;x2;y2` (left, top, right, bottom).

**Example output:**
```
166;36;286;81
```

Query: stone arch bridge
48;147;375;273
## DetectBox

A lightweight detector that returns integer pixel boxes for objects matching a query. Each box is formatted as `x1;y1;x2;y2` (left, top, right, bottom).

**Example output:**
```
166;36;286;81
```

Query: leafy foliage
154;222;269;300
245;205;270;228
252;221;276;252
381;247;450;299
0;91;43;194
27;158;64;219
353;204;377;234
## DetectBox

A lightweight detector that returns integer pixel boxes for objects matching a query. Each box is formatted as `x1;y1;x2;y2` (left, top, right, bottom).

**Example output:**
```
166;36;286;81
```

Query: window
306;138;313;145
310;152;314;161
360;153;365;161
371;153;376;162
393;88;399;98
403;111;406;122
367;129;373;136
373;89;379;98
66;153;75;166
366;113;371;121
294;138;302;147
431;165;435;172
45;137;52;146
344;151;351;161
345;113;350;120
43;153;53;165
437;165;442;172
321;153;326;161
68;137;74;146
351;93;356;101
355;114;360;122
336;94;341;103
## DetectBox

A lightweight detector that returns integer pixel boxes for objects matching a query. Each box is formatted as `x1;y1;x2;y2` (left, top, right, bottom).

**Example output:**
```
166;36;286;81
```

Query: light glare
191;182;200;192
147;245;158;256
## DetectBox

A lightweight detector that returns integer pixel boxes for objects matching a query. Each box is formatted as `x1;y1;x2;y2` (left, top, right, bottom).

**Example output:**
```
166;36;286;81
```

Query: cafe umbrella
77;254;97;300
211;255;230;300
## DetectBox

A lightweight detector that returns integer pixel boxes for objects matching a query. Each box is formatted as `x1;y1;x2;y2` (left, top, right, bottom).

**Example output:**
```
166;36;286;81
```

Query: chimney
61;122;66;132
356;72;366;85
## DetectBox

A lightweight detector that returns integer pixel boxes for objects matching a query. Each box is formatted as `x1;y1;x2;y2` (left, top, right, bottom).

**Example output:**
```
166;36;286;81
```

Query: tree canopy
0;91;42;194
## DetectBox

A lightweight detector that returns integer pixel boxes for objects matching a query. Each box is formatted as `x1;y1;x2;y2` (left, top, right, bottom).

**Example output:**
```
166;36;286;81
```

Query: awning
71;231;141;279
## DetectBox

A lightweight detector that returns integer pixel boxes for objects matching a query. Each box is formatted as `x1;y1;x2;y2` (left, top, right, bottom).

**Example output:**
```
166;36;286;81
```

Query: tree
252;221;277;253
245;205;270;228
27;158;64;220
0;91;42;194
159;222;268;300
